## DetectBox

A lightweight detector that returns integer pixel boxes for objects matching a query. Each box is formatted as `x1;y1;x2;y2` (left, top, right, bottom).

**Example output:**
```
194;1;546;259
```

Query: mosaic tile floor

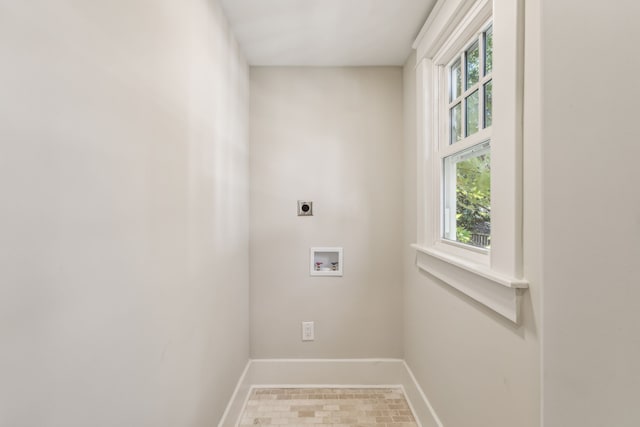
239;387;418;427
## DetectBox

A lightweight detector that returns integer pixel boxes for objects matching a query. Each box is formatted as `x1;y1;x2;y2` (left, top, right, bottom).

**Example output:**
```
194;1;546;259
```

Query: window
411;0;528;323
443;141;490;248
442;24;493;250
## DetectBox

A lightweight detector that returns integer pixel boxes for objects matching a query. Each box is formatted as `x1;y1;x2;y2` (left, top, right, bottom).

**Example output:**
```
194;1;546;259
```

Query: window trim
412;0;528;323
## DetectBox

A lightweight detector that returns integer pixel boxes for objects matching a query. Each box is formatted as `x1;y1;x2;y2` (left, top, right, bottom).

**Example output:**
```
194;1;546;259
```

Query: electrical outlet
302;321;314;341
297;201;313;216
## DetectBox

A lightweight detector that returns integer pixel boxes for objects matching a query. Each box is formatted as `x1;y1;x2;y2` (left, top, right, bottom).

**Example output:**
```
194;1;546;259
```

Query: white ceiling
219;0;437;66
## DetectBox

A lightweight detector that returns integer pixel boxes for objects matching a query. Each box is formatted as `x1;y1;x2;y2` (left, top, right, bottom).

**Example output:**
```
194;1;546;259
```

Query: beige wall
541;1;640;426
401;7;542;422
250;67;403;358
0;1;249;426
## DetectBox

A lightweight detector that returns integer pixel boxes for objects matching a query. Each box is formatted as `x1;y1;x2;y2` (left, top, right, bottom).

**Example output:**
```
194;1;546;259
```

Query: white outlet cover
302;321;314;341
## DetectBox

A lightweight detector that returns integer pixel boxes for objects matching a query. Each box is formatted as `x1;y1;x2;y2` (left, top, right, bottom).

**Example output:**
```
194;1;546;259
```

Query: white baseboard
217;360;252;427
217;359;443;427
401;361;444;427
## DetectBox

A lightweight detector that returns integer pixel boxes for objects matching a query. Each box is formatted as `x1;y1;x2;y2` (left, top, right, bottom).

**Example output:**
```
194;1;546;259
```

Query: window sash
442;141;491;248
443;23;493;153
438;21;493;251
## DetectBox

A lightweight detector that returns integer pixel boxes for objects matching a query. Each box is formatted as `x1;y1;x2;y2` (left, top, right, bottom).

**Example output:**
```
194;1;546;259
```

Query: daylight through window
442;23;493;249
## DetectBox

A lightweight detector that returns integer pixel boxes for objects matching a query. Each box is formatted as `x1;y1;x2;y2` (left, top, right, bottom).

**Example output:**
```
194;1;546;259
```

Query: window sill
411;244;528;323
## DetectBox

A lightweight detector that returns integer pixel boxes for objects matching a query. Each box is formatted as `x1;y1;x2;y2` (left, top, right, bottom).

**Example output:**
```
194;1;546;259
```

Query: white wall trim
402;361;444;427
218;359;443;427
250;358;406;363
413;0;480;59
413;244;526;323
251;384;404;389
217;360;252;427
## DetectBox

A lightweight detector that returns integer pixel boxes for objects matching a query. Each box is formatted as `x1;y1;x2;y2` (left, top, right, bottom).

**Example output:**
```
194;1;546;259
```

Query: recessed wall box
298;201;313;216
310;247;343;276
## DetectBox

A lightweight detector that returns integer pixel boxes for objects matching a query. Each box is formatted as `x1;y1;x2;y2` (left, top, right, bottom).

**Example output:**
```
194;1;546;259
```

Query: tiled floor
238;387;418;427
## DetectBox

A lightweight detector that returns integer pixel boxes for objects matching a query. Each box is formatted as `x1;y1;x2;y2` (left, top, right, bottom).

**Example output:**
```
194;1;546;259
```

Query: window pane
443;142;491;249
484;80;492;128
465;41;480;89
450;59;462;101
450;103;462;144
484;26;493;75
465;90;479;136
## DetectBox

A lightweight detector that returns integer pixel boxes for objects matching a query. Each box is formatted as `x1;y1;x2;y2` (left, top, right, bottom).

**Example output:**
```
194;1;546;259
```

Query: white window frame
440;19;493;257
411;0;528;323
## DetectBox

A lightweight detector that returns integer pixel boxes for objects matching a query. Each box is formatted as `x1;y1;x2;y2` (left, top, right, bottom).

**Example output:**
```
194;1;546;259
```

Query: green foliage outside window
455;152;491;246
